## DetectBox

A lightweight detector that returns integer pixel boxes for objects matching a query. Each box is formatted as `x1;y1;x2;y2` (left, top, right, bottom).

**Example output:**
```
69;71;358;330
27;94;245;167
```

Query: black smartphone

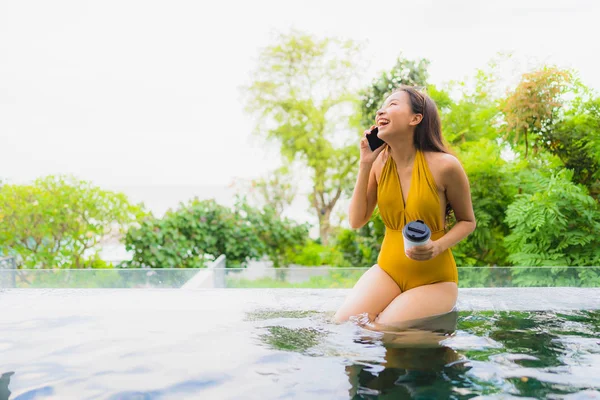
367;127;385;151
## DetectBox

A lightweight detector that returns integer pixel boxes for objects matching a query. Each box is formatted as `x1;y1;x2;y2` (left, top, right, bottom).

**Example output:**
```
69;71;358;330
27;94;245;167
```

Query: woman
334;86;476;326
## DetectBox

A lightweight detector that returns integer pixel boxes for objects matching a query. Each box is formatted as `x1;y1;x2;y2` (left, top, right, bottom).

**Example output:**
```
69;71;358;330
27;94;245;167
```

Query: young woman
334;86;476;326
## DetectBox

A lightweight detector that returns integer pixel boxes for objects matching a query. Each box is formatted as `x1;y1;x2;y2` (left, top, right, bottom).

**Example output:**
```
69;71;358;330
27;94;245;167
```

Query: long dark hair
395;85;449;153
386;85;454;222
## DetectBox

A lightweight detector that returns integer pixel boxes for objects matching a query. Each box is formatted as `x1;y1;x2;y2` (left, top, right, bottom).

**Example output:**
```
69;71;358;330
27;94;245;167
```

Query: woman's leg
333;264;401;323
374;282;458;326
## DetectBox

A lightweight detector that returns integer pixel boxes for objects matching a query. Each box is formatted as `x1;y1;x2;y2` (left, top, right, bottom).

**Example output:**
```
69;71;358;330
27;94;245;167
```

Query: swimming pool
1;286;599;399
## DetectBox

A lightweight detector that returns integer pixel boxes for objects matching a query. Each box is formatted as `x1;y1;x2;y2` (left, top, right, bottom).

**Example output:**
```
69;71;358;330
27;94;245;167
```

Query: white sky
1;0;599;220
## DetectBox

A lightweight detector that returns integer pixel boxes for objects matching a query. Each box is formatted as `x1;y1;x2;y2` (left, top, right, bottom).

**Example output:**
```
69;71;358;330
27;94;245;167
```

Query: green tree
358;55;431;128
441;68;502;145
501;66;572;158
0;175;146;268
245;166;297;218
546;96;600;199
243;30;364;245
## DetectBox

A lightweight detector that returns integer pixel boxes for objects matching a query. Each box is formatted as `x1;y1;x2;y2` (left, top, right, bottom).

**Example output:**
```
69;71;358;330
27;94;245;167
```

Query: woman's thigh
375;282;458;326
333;264;401;323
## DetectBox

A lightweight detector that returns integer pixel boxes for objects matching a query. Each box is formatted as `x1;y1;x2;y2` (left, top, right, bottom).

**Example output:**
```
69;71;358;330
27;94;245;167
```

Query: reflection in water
489;311;565;367
345;310;472;399
346;345;468;399
253;308;474;398
260;326;326;353
0;372;14;400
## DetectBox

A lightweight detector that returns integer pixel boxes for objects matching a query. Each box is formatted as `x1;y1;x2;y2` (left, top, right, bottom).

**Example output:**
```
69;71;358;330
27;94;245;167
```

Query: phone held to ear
367;126;386;151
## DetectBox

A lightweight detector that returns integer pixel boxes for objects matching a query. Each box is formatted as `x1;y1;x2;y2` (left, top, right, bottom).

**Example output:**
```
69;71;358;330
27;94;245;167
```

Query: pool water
1;289;599;399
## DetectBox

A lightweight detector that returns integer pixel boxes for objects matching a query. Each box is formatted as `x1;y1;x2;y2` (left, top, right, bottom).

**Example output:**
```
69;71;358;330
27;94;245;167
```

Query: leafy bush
504;169;600;266
450;139;519;266
0;175;146;269
123;197;309;268
238;200;310;268
123;199;246;268
333;211;385;268
287;240;344;266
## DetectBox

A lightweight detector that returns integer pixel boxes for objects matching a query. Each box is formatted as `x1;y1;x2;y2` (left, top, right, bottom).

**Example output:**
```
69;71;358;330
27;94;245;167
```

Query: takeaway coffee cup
402;220;431;249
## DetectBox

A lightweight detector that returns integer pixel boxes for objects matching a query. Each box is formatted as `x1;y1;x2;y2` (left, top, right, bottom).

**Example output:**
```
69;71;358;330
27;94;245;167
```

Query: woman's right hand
360;125;386;165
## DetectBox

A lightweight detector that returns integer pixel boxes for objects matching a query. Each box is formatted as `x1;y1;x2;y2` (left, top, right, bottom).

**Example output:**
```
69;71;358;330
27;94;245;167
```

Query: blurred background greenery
2;31;599;282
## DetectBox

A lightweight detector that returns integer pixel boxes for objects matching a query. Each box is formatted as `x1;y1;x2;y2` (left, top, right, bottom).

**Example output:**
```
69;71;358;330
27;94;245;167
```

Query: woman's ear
409;113;423;126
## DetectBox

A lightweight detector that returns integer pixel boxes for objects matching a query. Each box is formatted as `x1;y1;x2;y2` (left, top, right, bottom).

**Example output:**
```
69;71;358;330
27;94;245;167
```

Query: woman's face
375;91;421;140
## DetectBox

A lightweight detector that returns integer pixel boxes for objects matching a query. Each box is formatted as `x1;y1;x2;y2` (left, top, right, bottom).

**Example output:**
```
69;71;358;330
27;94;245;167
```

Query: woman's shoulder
424;150;461;168
423;151;464;181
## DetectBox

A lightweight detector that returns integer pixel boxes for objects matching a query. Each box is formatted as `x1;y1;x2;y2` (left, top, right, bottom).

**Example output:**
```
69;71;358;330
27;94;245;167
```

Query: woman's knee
333;309;350;324
333;265;399;324
333;309;377;325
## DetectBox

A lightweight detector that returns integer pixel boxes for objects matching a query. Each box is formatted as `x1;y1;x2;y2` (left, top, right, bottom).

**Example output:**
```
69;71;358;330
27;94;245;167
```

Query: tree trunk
318;208;332;246
312;185;342;246
275;268;288;281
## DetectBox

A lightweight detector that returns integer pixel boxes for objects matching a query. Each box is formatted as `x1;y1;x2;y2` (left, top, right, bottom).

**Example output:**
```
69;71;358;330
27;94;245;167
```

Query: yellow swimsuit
376;148;458;292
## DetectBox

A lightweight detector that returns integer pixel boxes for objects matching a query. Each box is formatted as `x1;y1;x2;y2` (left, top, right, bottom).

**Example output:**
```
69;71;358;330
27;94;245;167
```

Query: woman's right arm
348;128;385;229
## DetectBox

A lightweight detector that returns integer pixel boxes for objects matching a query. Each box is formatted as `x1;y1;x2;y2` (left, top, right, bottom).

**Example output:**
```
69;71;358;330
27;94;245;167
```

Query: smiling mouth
377;119;390;127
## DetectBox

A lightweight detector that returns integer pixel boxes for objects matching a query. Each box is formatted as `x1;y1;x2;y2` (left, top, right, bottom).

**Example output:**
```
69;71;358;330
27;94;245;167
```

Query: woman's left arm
406;156;476;261
434;156;476;252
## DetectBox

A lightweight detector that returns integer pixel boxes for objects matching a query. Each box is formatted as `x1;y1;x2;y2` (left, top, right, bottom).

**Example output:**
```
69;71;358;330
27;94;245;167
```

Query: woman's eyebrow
382;98;399;107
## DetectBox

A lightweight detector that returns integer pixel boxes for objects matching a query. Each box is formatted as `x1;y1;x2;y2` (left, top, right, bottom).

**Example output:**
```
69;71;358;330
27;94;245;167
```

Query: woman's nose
376;109;384;118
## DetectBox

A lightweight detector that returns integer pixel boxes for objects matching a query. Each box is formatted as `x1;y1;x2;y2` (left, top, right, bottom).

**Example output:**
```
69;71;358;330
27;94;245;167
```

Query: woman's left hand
405;240;444;261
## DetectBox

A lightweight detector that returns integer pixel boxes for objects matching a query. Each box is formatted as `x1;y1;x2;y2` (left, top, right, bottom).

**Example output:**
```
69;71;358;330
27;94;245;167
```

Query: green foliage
239;200;310;268
425;84;453;111
334;211;385;268
0;175;146;269
546;97;600;198
504;169;600;266
287;240;343;266
358;55;430;127
501;67;573;158
441;68;502;145
123;197;309;268
451;139;518;266
246;166;297;218
124;199;243;268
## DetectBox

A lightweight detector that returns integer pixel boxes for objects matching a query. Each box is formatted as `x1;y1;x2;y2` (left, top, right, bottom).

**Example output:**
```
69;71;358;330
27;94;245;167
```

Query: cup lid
402;220;431;242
